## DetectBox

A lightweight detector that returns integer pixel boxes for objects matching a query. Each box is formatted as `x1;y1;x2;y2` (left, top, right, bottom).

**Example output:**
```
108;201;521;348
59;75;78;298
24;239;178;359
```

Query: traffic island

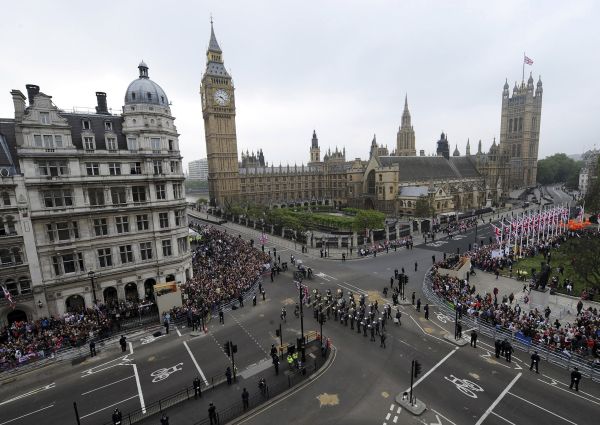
395;392;426;415
443;333;469;346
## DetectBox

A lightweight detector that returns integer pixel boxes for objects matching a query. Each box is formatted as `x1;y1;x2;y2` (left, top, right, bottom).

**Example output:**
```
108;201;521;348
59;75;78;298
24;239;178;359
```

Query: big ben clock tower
201;21;240;207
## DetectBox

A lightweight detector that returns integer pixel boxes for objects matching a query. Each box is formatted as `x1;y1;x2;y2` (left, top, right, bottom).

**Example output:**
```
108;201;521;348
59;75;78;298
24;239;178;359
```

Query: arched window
18;277;31;294
508;119;513;133
518;117;523;131
1;192;10;206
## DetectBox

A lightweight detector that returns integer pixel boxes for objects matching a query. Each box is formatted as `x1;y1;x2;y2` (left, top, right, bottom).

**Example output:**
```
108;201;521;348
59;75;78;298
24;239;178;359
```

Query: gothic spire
208;19;222;53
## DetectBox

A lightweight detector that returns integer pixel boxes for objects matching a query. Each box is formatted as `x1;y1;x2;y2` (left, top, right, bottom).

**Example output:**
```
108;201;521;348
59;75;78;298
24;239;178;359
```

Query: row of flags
490;204;570;249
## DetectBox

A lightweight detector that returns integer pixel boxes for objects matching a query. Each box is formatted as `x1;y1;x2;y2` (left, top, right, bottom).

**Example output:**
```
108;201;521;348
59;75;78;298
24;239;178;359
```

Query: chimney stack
11;90;27;121
25;84;40;105
95;92;109;114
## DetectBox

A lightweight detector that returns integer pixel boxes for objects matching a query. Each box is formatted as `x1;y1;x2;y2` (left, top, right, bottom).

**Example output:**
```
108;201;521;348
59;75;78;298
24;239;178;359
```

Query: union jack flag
2;285;16;309
524;55;533;65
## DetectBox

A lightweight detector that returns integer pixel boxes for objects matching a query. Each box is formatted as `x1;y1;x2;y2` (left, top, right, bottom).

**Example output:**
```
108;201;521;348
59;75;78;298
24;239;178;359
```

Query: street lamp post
88;271;100;323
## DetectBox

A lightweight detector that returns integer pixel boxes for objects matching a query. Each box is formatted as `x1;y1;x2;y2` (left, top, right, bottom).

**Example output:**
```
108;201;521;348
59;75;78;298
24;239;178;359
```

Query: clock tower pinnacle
201;20;240;207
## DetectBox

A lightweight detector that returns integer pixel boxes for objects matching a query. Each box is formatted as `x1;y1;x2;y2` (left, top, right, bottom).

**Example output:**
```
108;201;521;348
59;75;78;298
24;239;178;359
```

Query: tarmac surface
1;186;597;425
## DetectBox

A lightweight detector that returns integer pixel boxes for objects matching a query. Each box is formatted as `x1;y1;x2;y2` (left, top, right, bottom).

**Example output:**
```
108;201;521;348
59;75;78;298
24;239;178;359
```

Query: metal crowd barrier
422;270;600;383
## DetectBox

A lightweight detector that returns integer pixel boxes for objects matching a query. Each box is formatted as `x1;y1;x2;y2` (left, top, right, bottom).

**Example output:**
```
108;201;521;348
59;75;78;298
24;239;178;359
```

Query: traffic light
224;341;231;357
404;275;409;284
414;361;422;378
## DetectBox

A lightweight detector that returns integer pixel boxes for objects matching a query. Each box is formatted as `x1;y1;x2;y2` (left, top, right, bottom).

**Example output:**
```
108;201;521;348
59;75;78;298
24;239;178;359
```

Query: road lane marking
386;413;391;420
0;404;54;425
491;411;517;424
81;354;132;377
541;374;600;401
475;372;521;425
409;316;450;344
132;364;146;413
0;383;55;406
80;376;134;395
129;341;133;354
537;377;600;406
508;392;577;425
430;409;457;425
176;327;182;337
404;347;458;392
184;340;209;385
79;394;138;419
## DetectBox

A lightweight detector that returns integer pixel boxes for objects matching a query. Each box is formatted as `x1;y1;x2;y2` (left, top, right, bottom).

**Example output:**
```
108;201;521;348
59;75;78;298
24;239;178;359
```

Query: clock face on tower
214;89;230;106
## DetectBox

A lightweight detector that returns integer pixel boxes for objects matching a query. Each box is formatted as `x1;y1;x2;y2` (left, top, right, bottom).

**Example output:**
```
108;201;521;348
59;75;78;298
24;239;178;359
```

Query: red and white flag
259;233;268;245
524;55;533;65
2;285;16;309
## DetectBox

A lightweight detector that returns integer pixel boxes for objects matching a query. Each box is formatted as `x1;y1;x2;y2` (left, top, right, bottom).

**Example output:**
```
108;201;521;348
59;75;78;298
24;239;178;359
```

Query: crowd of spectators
0;309;112;371
429;231;600;359
178;225;270;321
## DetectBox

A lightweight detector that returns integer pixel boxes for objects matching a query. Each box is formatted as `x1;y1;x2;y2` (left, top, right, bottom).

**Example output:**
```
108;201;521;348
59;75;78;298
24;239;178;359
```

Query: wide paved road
2;187;596;425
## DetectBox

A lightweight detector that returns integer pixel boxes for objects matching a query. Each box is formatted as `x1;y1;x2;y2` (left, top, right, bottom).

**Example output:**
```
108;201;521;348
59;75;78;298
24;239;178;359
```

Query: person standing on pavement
273;355;280;375
416;298;421;312
119;335;127;352
505;341;514;363
219;308;224;324
163;316;169;334
89;340;97;357
414;261;418;272
208;403;217;425
242;388;250;410
160;413;169;425
470;330;478;348
411;292;415;305
424;304;429;320
494;339;502;358
455;322;462;340
380;332;386;348
530;351;540;373
225;366;232;385
112;408;122;425
193;377;202;398
570;367;582;391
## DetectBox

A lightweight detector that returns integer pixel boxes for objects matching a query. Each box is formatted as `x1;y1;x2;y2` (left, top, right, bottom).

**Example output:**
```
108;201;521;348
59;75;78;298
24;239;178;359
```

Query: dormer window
104;121;112;131
82;120;91;130
147;92;152;100
40;112;50;124
161;96;165;104
131;93;136;100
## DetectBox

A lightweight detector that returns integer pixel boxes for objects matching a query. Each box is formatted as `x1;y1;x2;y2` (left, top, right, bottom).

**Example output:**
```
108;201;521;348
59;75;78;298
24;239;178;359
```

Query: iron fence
422;270;600;383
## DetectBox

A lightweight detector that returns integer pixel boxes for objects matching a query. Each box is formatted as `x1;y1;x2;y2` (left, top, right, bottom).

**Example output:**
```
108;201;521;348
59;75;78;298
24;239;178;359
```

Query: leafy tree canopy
536;153;582;188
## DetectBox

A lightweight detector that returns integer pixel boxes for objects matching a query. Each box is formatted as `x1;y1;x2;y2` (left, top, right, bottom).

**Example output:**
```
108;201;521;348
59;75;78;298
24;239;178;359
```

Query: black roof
378;155;480;181
0;119;19;173
63;113;127;150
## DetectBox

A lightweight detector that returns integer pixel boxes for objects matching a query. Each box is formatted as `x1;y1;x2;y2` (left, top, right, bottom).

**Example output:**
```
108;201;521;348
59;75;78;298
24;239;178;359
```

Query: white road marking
389;404;394;411
537;378;600;406
397;407;402;414
80;375;134;396
132;364;146;413
393;415;398;423
81;354;132;377
508;391;578;424
491;411;517;425
386;413;391;420
79;394;138;419
129;341;133;354
176;327;182;337
475;372;521;425
404;347;458;392
409;316;451;344
541;374;600;402
151;362;183;382
184;340;209;385
0;404;54;425
429;413;442;425
0;383;55;406
430;409;457;425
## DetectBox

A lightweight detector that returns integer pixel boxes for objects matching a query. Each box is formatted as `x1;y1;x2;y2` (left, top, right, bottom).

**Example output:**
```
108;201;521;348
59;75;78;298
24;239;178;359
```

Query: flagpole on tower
522;52;525;83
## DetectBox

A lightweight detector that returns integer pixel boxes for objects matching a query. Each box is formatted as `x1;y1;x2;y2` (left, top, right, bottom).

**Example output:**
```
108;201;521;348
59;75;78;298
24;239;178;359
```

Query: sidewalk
136;341;330;425
467;271;600;324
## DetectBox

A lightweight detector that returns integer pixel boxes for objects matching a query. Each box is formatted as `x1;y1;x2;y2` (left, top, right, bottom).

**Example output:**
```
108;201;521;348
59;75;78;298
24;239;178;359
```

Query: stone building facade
0;63;192;324
202;24;542;214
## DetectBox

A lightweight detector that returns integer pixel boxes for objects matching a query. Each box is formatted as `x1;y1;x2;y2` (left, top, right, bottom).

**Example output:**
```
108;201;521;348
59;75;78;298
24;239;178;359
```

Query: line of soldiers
309;288;403;348
494;338;515;362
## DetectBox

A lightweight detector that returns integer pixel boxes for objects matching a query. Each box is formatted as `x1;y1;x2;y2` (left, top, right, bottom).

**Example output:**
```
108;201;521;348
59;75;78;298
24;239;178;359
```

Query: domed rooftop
124;61;169;106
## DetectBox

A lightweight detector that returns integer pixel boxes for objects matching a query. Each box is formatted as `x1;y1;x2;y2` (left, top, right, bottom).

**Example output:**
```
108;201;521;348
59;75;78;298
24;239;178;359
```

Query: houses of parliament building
202;24;543;215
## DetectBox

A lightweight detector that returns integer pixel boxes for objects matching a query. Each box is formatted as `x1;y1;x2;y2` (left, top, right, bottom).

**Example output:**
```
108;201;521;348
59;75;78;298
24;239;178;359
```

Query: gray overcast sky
1;0;599;169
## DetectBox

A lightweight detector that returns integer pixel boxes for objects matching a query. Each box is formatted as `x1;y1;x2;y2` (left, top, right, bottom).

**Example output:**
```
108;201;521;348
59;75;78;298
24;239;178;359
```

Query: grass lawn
508;240;586;297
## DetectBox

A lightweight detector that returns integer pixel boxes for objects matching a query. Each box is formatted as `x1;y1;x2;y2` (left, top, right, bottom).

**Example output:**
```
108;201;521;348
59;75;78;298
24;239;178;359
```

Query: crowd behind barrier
427;231;600;364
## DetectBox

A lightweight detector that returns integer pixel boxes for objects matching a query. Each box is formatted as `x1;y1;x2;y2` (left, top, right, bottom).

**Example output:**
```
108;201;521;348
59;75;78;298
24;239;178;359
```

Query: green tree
566;236;600;293
352;209;385;232
584;157;600;214
536;153;582;188
414;196;433;218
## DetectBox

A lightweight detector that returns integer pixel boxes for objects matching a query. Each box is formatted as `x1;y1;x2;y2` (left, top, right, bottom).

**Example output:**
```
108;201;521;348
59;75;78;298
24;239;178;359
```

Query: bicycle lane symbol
435;312;454;324
443;374;484;398
151;362;183;383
